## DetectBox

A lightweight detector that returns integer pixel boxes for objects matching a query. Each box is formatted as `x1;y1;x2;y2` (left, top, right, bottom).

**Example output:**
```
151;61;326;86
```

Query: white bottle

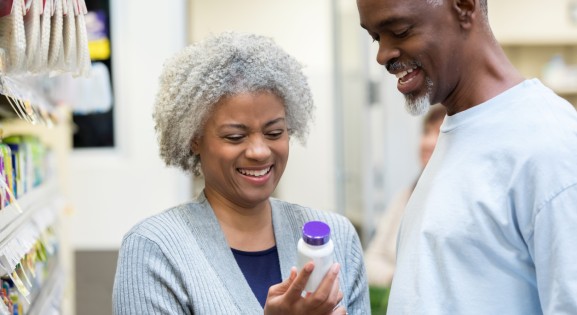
297;221;334;293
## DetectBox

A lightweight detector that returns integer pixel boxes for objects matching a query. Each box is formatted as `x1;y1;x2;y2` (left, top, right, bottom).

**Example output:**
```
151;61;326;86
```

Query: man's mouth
395;66;422;95
395;66;418;84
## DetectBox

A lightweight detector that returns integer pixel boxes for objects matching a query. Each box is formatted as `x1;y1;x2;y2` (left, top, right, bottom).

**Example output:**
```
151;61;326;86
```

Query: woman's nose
245;136;271;160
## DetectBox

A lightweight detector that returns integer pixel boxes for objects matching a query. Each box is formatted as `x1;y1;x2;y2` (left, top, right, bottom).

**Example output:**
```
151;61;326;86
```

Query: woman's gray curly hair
152;32;315;176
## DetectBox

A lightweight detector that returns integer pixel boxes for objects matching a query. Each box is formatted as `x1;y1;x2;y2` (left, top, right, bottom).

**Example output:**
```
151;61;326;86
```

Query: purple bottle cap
302;221;331;246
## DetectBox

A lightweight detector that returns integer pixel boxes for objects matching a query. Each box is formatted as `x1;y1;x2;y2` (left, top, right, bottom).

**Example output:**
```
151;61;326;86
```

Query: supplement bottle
297;221;334;293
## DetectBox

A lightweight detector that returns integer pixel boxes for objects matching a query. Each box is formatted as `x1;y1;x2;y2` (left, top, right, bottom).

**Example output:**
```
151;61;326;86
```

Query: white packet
74;0;90;77
47;0;63;69
0;0;27;73
61;0;76;72
33;0;52;73
24;0;42;71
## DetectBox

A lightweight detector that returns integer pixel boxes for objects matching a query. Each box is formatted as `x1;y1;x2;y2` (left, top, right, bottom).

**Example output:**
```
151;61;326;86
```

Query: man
356;0;577;314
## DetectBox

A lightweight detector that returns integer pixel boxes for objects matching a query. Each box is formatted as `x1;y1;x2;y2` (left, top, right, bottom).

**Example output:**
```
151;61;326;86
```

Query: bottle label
298;250;334;293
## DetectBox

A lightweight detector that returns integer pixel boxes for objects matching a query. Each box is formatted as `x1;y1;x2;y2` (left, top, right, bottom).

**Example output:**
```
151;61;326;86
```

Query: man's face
357;0;460;116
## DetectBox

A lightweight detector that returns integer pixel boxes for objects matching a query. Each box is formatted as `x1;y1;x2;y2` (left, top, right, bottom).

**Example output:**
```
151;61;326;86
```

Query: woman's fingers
284;261;314;303
312;263;341;300
306;263;341;312
331;306;347;315
269;267;297;296
328;270;343;305
265;262;345;315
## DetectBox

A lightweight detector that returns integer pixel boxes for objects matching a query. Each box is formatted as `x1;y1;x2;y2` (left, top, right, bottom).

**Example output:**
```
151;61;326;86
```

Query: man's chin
404;94;431;116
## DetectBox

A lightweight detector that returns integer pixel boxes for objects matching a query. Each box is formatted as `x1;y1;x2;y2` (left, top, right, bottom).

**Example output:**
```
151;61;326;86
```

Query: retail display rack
490;0;577;108
0;0;89;314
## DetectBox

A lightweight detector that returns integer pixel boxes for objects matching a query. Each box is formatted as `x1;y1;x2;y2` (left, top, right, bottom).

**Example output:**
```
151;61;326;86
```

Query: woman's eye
225;135;244;142
267;130;284;139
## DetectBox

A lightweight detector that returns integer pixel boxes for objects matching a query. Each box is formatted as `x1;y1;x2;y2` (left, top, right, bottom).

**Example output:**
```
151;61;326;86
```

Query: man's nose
376;41;401;67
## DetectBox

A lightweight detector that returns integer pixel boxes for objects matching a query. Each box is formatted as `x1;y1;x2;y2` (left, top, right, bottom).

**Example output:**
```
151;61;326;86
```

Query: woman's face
194;91;289;208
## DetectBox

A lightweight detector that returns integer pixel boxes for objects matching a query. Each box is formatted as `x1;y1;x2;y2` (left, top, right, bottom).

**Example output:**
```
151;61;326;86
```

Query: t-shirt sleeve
532;183;577;314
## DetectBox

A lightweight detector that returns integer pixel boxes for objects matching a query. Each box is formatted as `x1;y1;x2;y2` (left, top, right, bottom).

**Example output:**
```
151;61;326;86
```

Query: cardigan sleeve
342;219;371;314
112;232;190;315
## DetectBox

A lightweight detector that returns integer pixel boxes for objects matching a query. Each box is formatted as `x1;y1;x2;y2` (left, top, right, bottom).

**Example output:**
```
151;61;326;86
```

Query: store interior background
49;0;577;314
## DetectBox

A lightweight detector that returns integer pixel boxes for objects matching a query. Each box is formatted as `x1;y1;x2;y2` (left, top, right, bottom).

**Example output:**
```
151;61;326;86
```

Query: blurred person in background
112;31;370;315
364;104;445;312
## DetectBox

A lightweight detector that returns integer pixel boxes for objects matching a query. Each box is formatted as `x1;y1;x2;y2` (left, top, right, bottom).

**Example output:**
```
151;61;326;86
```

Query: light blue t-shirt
388;79;577;314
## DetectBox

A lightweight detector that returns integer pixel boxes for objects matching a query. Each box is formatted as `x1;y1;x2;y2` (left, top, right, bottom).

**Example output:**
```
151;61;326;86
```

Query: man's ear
453;0;476;28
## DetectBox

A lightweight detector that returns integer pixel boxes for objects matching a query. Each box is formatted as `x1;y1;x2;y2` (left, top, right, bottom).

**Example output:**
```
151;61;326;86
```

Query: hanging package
23;0;42;72
0;0;27;73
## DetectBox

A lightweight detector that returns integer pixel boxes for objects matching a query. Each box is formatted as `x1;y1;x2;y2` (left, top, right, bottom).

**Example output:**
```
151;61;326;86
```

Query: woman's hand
264;262;345;315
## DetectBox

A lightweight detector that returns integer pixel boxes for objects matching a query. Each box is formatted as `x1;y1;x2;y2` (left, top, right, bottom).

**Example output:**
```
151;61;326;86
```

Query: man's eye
394;28;411;38
368;32;380;42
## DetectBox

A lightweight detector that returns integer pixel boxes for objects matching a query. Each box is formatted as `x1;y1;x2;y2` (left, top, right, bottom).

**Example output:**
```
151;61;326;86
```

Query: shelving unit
0;63;74;315
0;0;88;313
0;181;59;247
0;181;65;314
0;96;73;315
489;0;577;109
26;262;66;315
501;44;577;108
0;116;73;194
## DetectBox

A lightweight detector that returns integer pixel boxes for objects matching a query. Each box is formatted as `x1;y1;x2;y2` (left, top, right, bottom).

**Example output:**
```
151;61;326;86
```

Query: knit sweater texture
112;192;370;314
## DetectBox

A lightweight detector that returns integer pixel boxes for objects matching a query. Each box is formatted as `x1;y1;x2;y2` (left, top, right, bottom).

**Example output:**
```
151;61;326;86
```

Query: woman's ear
191;137;200;154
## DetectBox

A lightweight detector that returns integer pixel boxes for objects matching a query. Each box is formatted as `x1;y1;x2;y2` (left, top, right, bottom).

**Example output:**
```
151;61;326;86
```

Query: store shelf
488;0;577;110
0;181;60;275
489;0;577;46
0;76;56;121
500;45;577;109
0;2;87;313
0;104;73;315
495;37;577;47
554;87;577;95
0;116;71;147
26;261;65;315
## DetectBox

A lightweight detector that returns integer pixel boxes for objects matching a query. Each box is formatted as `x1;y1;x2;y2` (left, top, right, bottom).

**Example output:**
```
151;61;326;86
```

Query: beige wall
67;0;577;250
68;0;191;249
489;0;577;44
189;0;339;212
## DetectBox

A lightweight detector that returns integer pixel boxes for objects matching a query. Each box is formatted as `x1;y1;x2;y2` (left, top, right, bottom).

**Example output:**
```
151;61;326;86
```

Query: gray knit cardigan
112;192;370;314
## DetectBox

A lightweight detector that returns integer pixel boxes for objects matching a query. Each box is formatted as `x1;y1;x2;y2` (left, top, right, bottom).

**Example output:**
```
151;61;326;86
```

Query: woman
112;32;369;315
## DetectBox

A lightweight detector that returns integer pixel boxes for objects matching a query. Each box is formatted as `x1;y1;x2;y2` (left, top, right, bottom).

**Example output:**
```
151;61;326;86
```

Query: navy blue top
231;246;282;308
